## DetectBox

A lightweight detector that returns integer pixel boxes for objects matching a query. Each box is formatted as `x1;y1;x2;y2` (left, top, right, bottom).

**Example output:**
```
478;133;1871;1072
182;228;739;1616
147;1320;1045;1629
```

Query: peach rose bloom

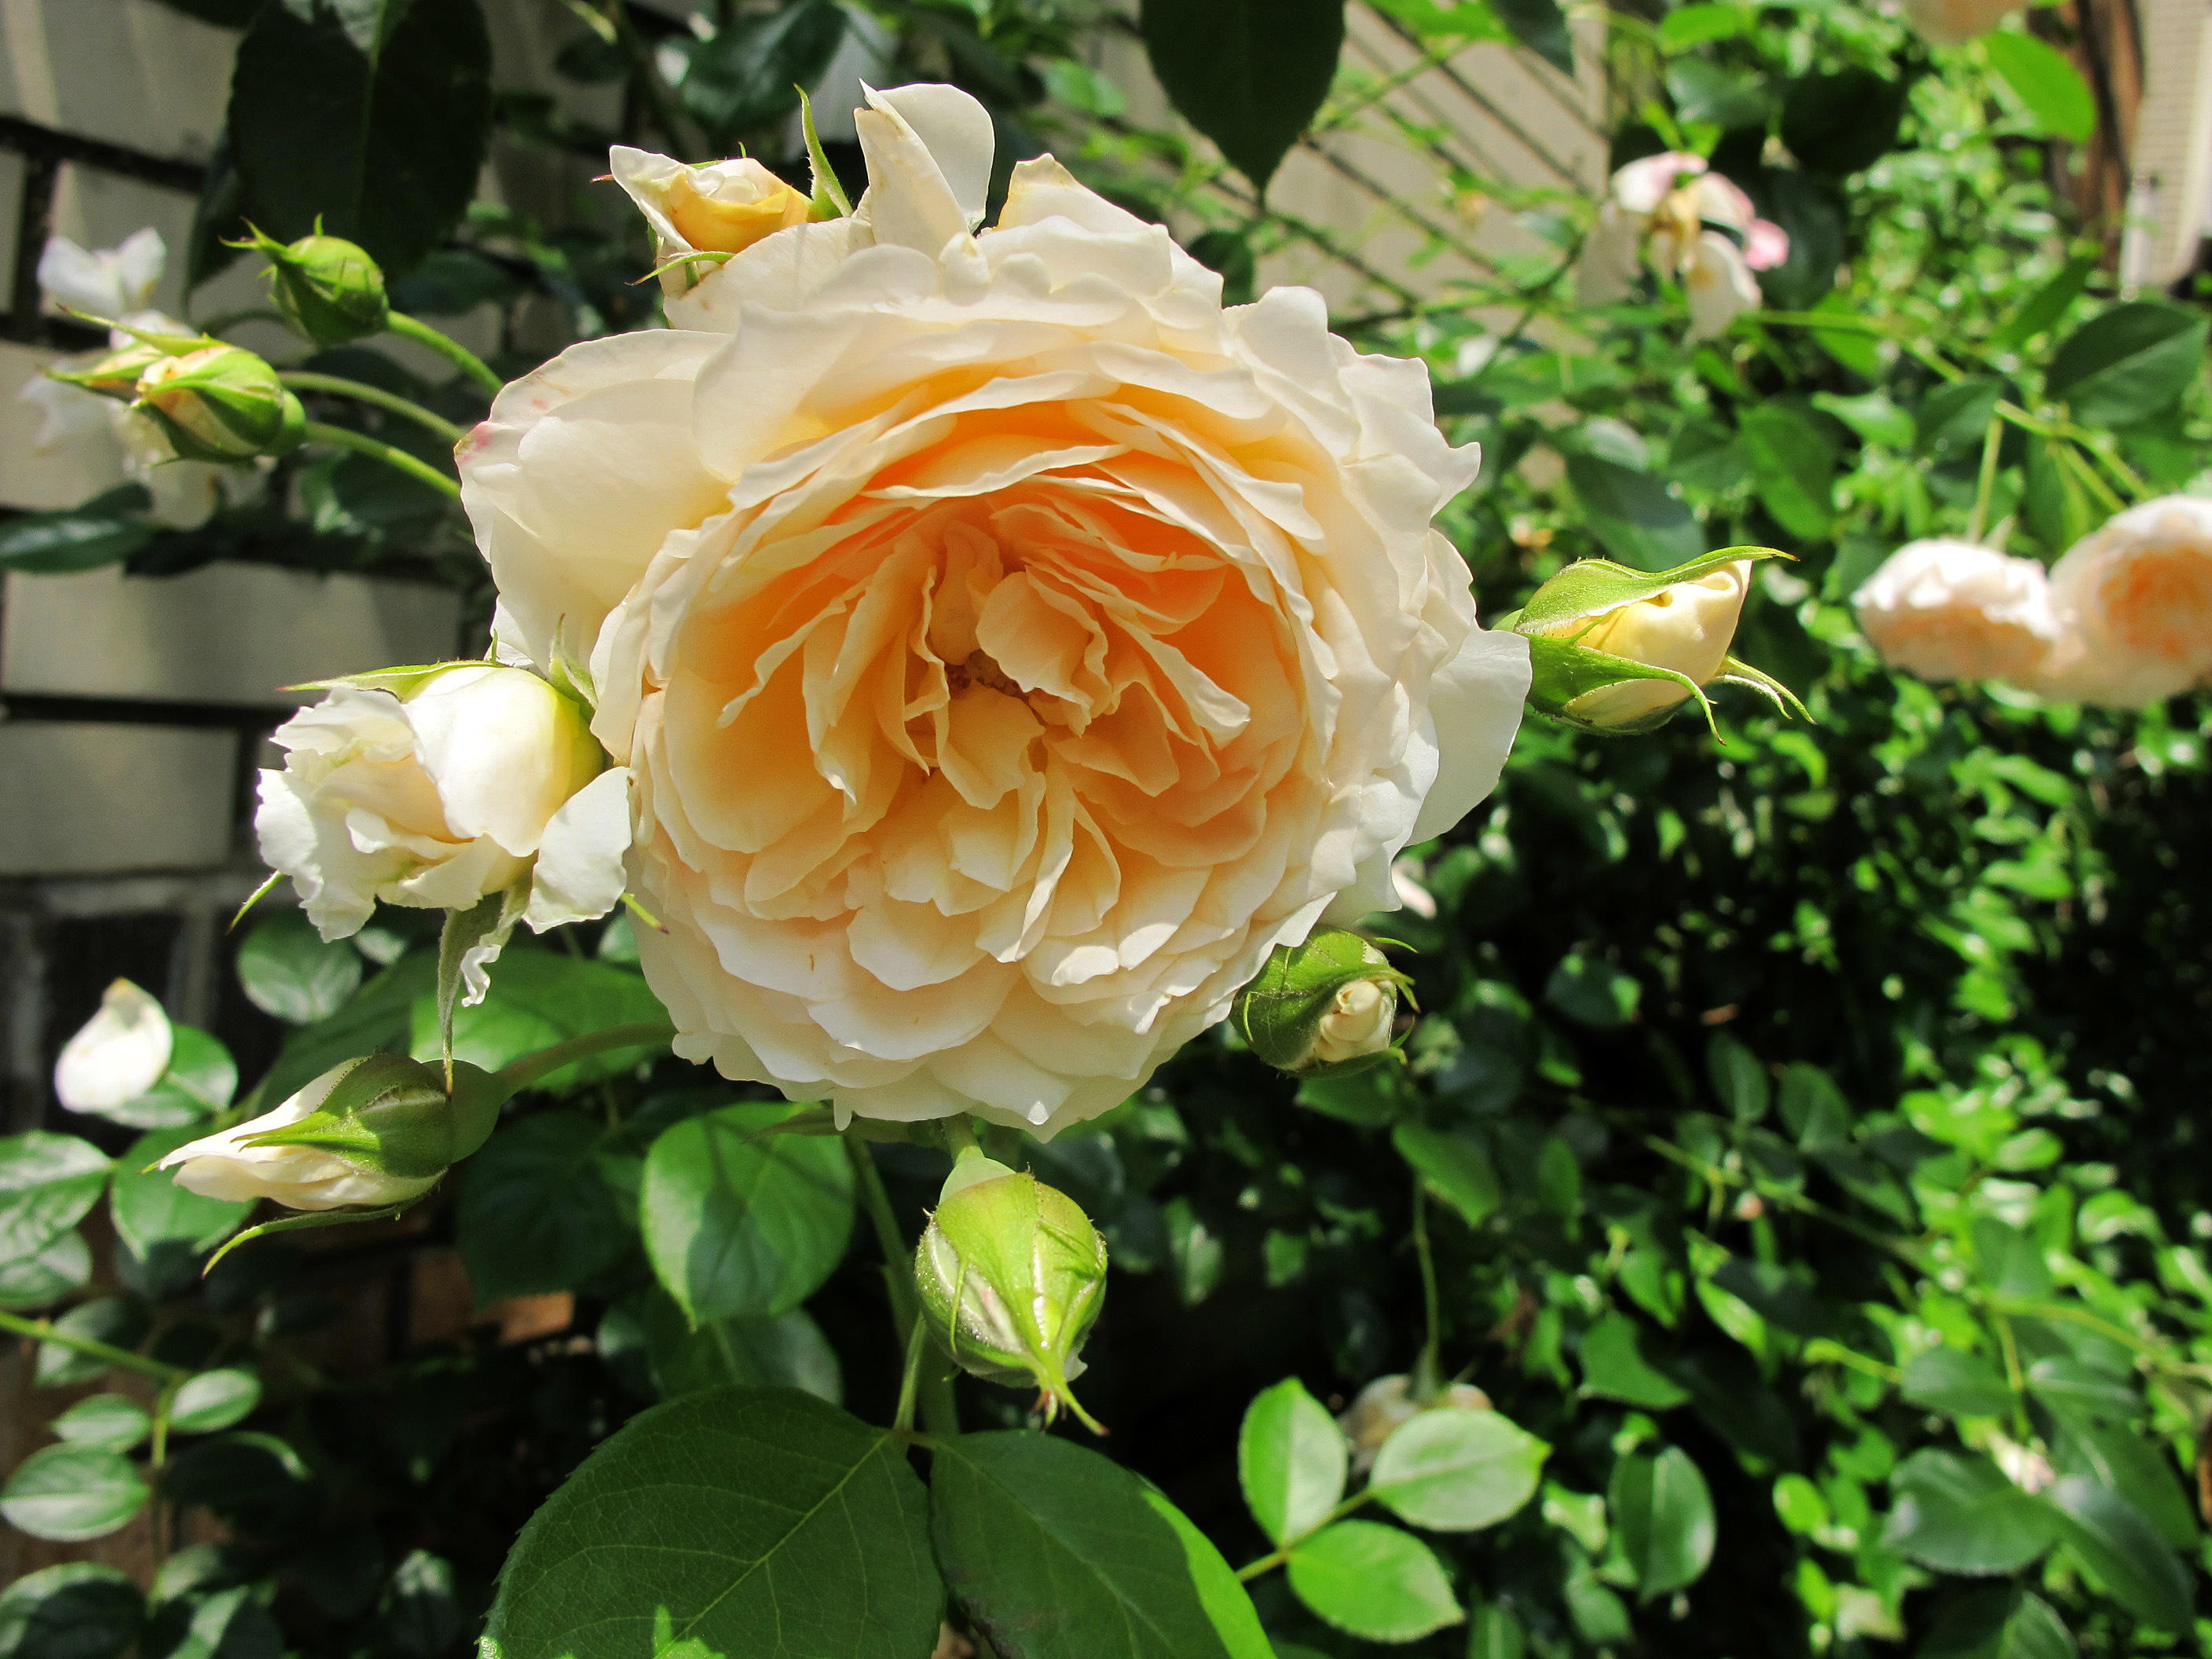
460;84;1530;1134
1853;540;2060;686
2038;496;2212;706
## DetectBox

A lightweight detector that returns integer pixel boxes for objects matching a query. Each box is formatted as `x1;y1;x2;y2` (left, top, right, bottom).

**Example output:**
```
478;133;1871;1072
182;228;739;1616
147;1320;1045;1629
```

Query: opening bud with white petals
134;343;305;463
914;1148;1109;1432
1233;928;1412;1078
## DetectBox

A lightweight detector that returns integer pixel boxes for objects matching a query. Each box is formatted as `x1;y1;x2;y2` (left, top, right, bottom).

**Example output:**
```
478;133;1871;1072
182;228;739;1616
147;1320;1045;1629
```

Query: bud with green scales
236;1053;504;1185
914;1148;1109;1432
1233;928;1414;1077
243;224;389;347
133;344;305;462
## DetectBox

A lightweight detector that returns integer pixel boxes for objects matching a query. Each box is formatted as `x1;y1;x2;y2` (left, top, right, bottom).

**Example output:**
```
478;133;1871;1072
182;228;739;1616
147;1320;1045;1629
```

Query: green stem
385;311;503;397
281;372;465;443
0;1309;190;1382
1411;1181;1442;1401
1235;1489;1378;1582
489;1022;675;1097
892;1317;928;1436
301;422;460;499
848;1139;960;1437
940;1115;983;1159
1966;412;2004;545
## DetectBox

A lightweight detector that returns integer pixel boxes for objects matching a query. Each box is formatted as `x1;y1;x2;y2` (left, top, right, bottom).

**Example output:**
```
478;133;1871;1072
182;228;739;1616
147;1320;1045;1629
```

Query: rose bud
157;1053;499;1211
1852;539;2060;688
133;344;305;462
256;663;631;998
914;1152;1109;1432
1233;929;1412;1078
610;148;813;296
248;225;389;347
50;335;190;400
53;979;173;1115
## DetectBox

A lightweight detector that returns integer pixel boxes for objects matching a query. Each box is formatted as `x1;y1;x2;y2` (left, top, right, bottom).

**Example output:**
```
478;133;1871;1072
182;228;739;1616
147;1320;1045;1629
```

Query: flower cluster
1577;152;1789;341
1854;497;2212;706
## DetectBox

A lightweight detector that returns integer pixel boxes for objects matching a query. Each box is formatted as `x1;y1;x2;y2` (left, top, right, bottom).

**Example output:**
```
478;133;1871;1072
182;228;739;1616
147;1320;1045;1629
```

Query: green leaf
1491;0;1573;72
1738;405;1840;540
0;1133;113;1265
601;1286;843;1404
0;1445;148;1542
485;1388;937;1658
1238;1377;1348;1546
260;950;434;1107
110;1128;253;1268
33;1298;148;1388
1370;1408;1547;1532
639;1101;854;1325
101;1026;236;1131
1990;253;2100;350
2045;302;2210;427
1985;31;2096;143
1921;1585;2077;1659
159;1432;314;1533
1610;1447;1716;1598
1284;1519;1463;1643
1705;1031;1771;1122
1776;1063;1851;1151
1562;454;1705;572
456;1114;634;1302
411;950;667;1092
236;912;364;1025
229;0;493;275
0;489;155;575
1882;1450;2059;1574
1658;2;1751;49
2044;1476;2191;1629
51;1394;152;1453
170;1369;263;1435
0;1562;144;1659
2026;1357;2137;1423
932;1430;1272;1659
1578;1313;1690;1408
1392;1125;1502;1229
680;0;847;144
0;1229;93;1310
1902;1347;2015;1417
1140;0;1344;193
1811;391;1915;451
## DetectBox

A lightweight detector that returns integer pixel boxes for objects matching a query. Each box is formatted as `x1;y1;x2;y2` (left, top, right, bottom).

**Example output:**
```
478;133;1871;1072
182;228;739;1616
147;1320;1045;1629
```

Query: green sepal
800;88;852;218
1713;656;1811;722
1511;546;1787;635
204;1196;424;1273
284;661;476;697
1524;633;1716;737
436;888;526;1078
237;1052;500;1177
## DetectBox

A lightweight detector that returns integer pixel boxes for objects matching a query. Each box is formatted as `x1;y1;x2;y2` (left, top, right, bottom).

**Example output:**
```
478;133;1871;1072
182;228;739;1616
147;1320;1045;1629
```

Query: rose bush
461;84;1529;1134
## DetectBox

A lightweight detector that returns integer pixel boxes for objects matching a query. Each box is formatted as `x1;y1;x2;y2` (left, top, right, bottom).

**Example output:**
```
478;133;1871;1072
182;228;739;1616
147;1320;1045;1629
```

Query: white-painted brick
2;562;463;705
0;720;234;873
0;0;233;160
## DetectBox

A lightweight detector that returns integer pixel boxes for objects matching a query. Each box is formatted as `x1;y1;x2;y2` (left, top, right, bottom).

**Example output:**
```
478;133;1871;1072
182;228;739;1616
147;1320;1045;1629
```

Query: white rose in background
461;82;1530;1135
16;230;258;529
53;979;172;1113
1902;0;2024;46
1577;153;1789;340
1538;560;1752;727
256;663;632;998
2037;496;2212;706
1852;539;2060;686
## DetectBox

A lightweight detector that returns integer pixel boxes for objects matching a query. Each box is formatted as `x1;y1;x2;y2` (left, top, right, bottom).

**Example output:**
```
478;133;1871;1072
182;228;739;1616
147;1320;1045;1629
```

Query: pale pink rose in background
2037;496;2212;706
1576;153;1787;339
461;83;1530;1135
1853;539;2060;685
1902;0;2024;46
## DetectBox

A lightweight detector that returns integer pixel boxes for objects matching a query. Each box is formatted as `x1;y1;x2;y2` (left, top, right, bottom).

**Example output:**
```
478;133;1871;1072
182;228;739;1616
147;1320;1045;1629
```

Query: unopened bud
249;226;388;346
1233;929;1411;1077
134;345;304;462
157;1053;500;1212
915;1152;1109;1431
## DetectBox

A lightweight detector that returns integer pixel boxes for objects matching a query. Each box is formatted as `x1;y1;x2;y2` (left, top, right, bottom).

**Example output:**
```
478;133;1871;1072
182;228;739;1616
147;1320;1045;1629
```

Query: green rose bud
133;344;305;462
250;226;389;347
156;1053;503;1212
915;1151;1109;1431
1233;928;1412;1077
